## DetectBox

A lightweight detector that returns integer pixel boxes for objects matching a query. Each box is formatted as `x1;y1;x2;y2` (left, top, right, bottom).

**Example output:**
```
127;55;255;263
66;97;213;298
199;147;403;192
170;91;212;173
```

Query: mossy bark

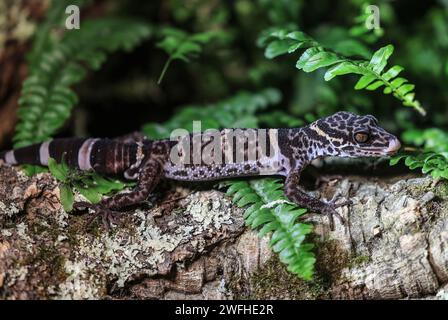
0;163;447;299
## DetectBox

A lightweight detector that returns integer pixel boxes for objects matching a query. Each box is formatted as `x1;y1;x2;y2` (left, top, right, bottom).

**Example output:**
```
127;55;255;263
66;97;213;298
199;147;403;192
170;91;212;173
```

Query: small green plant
48;158;132;212
260;29;426;116
390;128;448;179
156;27;228;84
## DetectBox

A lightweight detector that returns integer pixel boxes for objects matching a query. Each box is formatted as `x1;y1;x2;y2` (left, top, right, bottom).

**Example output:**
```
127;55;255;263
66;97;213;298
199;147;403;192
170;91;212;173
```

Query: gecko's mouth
359;148;391;155
359;148;400;155
358;138;401;156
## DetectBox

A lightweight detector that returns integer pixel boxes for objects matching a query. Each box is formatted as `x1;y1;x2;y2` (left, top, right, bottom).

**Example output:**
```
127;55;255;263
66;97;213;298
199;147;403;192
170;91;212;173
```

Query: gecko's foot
73;201;122;230
322;198;352;230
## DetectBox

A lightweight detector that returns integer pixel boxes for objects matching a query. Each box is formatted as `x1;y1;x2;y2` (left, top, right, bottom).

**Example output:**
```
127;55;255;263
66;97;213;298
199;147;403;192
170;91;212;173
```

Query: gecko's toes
322;198;351;230
73;202;122;230
85;207;122;231
99;209;122;231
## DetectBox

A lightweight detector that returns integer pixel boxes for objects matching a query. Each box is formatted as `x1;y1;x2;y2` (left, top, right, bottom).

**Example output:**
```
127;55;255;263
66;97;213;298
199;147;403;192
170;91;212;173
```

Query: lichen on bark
0;163;447;300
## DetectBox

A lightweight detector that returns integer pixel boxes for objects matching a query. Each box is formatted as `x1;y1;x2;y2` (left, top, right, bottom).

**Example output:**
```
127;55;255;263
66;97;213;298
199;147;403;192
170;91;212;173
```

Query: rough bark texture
0;162;447;300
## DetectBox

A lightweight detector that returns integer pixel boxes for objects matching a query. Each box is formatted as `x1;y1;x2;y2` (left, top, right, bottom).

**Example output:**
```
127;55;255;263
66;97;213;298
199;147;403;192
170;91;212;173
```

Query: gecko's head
307;111;401;158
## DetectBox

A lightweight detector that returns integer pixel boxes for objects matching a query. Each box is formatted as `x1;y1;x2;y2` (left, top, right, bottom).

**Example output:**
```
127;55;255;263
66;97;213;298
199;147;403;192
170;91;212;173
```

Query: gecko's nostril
385;138;401;154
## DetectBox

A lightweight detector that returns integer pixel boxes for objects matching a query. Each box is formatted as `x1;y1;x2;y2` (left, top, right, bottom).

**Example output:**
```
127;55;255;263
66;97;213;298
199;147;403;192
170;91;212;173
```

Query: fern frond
390;128;448;179
226;179;315;280
14;15;151;149
261;30;426;116
156;27;229;84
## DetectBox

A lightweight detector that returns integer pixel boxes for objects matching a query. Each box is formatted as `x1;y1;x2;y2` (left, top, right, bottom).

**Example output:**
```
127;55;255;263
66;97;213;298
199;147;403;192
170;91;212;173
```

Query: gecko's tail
0;149;23;165
0;138;140;175
0;139;91;167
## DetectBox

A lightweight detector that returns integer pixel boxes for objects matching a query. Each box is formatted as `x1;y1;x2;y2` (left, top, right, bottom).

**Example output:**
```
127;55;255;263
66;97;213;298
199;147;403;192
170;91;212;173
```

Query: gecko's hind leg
73;159;163;230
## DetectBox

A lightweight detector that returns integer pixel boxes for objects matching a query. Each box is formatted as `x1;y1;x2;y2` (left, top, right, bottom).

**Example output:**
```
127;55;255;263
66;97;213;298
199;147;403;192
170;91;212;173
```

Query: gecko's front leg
74;158;163;229
284;168;351;230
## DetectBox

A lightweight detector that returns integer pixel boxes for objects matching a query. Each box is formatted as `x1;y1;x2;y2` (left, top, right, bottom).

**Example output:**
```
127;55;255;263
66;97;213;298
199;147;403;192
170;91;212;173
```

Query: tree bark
0;163;447;300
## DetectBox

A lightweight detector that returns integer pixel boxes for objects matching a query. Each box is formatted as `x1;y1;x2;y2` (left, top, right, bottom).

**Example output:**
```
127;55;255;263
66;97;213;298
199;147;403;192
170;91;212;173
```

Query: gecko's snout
385;137;401;154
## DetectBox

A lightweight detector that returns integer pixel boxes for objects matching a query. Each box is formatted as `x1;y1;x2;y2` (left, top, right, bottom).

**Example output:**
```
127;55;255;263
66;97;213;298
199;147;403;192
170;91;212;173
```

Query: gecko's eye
354;132;370;143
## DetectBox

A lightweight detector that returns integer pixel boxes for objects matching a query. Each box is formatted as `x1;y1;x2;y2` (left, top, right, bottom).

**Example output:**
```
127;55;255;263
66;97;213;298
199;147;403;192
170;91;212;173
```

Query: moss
421;180;448;222
238;238;352;300
30;245;68;282
348;255;371;268
247;254;328;300
434;181;448;199
313;239;350;288
404;177;437;198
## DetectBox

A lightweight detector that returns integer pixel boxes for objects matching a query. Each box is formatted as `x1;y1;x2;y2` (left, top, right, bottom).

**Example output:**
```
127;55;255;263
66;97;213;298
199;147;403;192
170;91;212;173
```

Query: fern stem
157;58;172;85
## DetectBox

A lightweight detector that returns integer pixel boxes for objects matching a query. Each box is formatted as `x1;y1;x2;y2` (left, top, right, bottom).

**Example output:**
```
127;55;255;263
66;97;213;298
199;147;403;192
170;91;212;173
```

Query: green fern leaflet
226;179;315;280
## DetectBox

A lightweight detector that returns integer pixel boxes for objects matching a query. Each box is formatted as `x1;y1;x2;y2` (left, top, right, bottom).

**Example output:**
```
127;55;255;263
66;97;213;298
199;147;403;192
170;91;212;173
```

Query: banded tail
0;138;140;175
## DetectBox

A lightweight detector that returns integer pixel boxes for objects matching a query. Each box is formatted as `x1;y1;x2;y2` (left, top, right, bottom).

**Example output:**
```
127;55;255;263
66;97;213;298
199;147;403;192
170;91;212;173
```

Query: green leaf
59;183;74;212
369;44;394;73
75;183;103;204
355;74;376;89
301;52;343;72
366;80;384;90
390;154;407;166
237;193;259;207
396;84;415;96
324;62;362;80
48;157;68;182
382;65;404;81
226;178;314;280
390;77;408;88
287;31;313;42
383;87;392;94
397;128;448;180
296;47;322;69
265;39;295;59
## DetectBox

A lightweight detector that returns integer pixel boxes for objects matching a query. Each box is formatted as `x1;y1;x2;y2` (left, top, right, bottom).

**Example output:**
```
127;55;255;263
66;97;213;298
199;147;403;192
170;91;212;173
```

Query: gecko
0;112;401;229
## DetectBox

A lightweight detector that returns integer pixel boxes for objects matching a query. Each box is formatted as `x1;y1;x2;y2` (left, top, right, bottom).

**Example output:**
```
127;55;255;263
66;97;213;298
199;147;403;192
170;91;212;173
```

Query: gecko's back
0;128;291;182
162;128;291;181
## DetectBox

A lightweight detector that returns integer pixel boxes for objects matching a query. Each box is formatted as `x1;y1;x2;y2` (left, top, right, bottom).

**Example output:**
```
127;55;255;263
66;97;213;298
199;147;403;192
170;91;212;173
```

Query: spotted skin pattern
0;112;401;228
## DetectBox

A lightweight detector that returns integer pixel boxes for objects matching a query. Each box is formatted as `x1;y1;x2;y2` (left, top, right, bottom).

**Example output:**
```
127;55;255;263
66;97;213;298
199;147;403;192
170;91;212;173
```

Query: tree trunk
0;163;447;299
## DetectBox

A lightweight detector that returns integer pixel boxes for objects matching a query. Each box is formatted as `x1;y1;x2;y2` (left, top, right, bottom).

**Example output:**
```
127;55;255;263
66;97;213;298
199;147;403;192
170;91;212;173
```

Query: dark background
1;0;447;144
